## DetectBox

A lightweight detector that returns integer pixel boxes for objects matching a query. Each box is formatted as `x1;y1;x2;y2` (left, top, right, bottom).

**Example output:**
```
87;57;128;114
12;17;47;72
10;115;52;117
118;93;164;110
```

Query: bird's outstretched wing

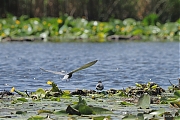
40;68;66;75
69;60;98;74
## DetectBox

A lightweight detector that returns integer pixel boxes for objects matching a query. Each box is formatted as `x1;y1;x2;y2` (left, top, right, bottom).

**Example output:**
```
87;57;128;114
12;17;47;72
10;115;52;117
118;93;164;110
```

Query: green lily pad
31;88;46;98
174;90;180;98
16;110;27;114
137;113;144;120
66;105;81;115
51;97;61;102
54;110;67;115
120;101;133;106
137;93;150;108
37;109;53;115
17;97;28;102
150;108;165;116
74;96;87;110
122;114;137;120
27;115;45;120
91;106;112;114
78;104;94;115
93;116;111;120
175;116;180;120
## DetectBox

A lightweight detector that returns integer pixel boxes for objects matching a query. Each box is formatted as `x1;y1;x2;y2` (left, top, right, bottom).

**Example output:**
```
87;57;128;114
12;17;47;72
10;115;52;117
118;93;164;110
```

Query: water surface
0;41;179;92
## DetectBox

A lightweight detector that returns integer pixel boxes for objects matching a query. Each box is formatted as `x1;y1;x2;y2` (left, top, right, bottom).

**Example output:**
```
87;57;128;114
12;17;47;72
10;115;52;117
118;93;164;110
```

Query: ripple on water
0;42;179;91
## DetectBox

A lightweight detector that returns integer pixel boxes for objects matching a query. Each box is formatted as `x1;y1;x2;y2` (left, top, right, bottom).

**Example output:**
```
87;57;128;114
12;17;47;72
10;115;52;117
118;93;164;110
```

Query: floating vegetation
0;15;179;42
0;79;180;119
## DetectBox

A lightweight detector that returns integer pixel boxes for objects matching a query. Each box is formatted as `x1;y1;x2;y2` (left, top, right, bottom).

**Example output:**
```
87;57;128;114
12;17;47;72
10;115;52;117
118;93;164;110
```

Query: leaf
66;105;81;115
142;13;159;26
47;80;62;93
27;115;45;120
63;90;70;94
163;22;179;33
78;104;94;115
61;94;71;99
174;90;180;98
32;88;46;98
122;114;137;120
150;108;165;116
17;97;28;102
79;96;87;105
120;101;133;106
175;116;180;120
115;90;127;97
132;29;143;35
91;106;112;114
151;85;158;89
73;96;95;115
51;97;61;102
37;109;53;115
54;110;67;115
16;111;27;114
137;113;144;120
35;88;46;96
123;18;136;26
74;96;87;110
62;90;72;98
137;93;150;109
135;83;142;88
93;116;111;120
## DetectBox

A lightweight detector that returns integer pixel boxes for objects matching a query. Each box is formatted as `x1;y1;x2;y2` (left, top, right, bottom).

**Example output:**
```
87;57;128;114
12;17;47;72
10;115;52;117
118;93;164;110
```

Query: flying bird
40;60;98;80
96;81;104;91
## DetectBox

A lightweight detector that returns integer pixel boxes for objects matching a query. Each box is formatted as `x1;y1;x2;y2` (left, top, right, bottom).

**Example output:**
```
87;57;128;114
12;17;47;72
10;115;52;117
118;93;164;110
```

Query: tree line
0;0;179;22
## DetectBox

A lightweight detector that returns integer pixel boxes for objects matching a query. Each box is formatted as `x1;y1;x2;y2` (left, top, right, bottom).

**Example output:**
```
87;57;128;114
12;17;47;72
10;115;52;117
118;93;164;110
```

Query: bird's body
40;60;98;80
62;73;72;80
96;81;104;91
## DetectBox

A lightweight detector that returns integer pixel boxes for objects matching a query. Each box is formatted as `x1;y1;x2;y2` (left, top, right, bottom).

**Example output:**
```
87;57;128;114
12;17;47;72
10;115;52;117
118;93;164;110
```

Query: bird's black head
98;81;102;83
67;73;73;79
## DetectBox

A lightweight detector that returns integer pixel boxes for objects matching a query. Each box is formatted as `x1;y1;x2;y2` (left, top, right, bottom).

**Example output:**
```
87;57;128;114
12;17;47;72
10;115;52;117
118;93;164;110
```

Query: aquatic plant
0;15;179;42
1;79;178;119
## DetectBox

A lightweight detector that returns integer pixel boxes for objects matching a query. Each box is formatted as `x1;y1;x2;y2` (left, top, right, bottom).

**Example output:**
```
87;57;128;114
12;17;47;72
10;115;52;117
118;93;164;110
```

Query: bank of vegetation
0;14;179;42
0;0;179;42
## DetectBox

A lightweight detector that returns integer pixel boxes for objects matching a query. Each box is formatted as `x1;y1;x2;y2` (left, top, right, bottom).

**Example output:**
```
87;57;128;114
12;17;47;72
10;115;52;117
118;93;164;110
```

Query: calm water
0;41;179;92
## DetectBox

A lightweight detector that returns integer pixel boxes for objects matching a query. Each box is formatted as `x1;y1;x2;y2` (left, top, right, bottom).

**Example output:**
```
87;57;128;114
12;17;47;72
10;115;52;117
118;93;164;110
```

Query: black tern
96;81;104;91
40;60;98;80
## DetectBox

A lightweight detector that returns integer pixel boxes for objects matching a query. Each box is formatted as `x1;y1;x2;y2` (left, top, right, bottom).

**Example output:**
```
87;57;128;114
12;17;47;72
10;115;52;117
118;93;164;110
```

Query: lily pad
174;90;180;98
93;116;111;120
16;110;27;114
78;104;94;115
66;105;81;115
122;114;137;120
37;109;53;115
27;115;45;120
91;106;112;114
17;97;28;102
137;93;150;109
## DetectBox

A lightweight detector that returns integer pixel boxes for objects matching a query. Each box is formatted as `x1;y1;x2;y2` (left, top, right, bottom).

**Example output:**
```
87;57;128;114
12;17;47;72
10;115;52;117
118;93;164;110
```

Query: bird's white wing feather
40;68;66;75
